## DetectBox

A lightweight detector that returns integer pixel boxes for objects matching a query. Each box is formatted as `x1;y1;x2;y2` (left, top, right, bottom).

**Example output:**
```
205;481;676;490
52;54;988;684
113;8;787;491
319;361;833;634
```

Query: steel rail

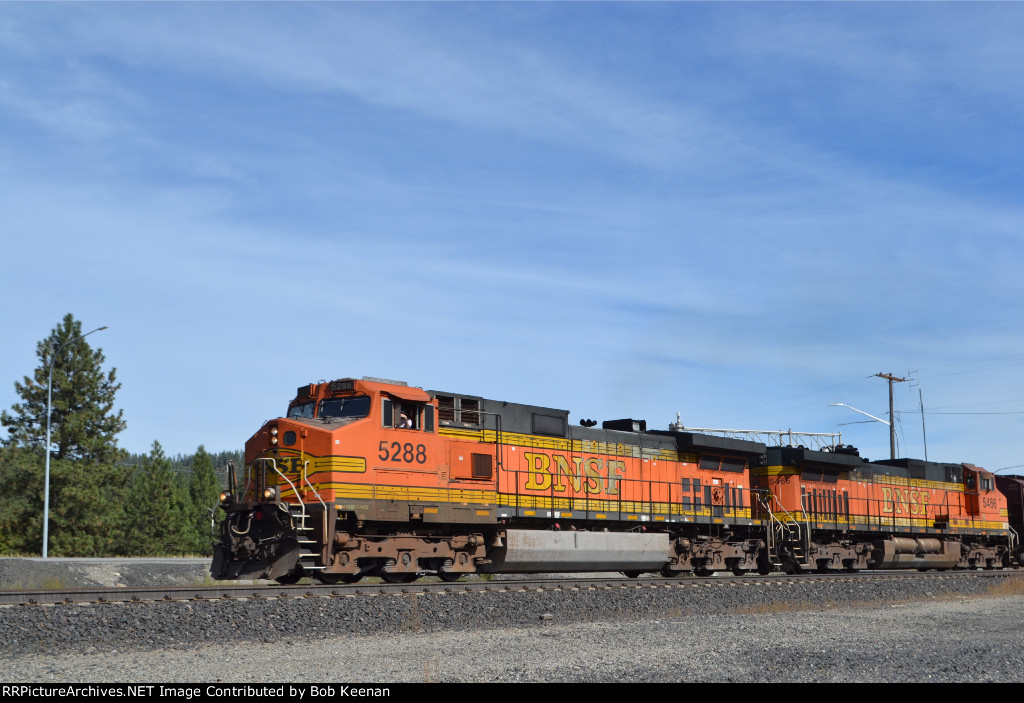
0;570;1019;607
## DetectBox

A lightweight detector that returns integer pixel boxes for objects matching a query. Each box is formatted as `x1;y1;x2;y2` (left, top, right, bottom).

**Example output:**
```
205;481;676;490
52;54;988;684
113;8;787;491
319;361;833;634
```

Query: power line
929;398;1024;411
926;411;1024;415
917;352;1024;372
693;374;875;426
920;360;1024;380
691;352;1024;429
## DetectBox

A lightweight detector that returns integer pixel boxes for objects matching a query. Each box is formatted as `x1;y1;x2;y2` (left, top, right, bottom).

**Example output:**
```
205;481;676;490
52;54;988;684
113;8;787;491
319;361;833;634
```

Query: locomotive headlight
270;426;279;445
219;491;232;504
263;487;277;501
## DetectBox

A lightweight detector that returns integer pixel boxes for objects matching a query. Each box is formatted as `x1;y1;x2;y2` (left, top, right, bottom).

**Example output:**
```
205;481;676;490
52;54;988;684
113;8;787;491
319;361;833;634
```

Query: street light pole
829;402;890;426
43;325;108;558
829;401;899;460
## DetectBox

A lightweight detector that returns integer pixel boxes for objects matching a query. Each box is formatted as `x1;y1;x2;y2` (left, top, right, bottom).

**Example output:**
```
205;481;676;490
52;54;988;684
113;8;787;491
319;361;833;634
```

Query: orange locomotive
210;376;1019;583
752;448;1012;573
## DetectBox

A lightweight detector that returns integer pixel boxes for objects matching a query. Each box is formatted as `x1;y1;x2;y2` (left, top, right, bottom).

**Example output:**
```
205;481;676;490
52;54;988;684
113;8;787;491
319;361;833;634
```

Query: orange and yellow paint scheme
752;447;1011;571
212;376;1018;582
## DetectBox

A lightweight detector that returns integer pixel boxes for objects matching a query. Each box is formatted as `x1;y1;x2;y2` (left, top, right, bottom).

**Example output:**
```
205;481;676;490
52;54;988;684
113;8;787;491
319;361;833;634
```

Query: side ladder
263;458;329;575
288;503;325;574
759;492;811;573
291;459;330;574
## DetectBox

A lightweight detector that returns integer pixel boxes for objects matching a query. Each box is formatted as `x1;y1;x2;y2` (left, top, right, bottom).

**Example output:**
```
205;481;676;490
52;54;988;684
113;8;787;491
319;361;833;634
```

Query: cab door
963;466;981;517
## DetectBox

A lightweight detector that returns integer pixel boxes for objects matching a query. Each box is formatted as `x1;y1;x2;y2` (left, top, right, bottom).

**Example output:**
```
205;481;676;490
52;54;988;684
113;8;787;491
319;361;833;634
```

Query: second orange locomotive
211;376;1018;583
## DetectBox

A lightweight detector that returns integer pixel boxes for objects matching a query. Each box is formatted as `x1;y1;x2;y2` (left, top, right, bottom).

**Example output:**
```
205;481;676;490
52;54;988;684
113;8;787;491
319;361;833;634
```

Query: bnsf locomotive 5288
211;376;1023;583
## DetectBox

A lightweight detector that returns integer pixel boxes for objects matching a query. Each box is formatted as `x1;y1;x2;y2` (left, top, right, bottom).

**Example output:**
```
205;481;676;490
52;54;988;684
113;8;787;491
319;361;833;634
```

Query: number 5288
378;441;427;464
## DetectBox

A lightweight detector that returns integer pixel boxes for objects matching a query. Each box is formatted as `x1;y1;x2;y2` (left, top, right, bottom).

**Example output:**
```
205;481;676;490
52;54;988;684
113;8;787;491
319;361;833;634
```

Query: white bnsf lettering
523;452;625;494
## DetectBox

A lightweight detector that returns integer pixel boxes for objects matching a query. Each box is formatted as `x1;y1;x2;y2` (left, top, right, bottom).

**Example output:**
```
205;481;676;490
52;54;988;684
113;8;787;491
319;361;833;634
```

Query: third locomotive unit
211;376;1023;583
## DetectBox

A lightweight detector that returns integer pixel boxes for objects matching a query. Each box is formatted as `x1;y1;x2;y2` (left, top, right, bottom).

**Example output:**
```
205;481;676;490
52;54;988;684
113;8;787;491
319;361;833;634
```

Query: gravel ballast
0;557;221;590
2;565;1023;683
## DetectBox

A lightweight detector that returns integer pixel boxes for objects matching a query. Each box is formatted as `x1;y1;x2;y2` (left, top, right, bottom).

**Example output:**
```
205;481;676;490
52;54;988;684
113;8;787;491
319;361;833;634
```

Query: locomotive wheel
731;566;748;576
694;567;715;578
438;571;463;582
621;570;642;579
275;568;303;585
380;571;419;584
757;565;773;576
316;572;363;585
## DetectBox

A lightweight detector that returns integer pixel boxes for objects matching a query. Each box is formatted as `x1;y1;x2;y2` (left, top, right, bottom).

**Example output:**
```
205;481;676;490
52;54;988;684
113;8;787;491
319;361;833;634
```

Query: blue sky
2;2;1023;471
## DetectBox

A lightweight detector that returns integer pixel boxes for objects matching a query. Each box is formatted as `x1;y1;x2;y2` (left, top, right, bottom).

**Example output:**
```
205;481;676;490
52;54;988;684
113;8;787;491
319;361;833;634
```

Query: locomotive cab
963;464;1001;522
213;377;450;583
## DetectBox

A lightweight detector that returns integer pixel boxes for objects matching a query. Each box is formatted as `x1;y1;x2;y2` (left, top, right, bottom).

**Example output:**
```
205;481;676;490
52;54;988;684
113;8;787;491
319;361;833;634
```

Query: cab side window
382;397;434;432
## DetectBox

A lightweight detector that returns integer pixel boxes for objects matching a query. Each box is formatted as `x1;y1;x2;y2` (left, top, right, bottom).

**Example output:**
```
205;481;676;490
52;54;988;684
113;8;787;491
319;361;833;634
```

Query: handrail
239;461;258;503
255;457;306;526
753;489;805;565
497;464;753;522
462;410;505;493
669;425;841;451
752;490;785;559
773;494;804;535
796;492;811;548
301;459;328;513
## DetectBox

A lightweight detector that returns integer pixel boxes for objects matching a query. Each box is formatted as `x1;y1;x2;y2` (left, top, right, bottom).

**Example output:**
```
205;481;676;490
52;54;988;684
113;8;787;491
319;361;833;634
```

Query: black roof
766;446;865;471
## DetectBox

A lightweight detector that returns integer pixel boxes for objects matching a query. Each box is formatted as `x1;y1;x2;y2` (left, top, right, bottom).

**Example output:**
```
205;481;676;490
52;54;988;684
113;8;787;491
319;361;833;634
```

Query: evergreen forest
0;314;240;557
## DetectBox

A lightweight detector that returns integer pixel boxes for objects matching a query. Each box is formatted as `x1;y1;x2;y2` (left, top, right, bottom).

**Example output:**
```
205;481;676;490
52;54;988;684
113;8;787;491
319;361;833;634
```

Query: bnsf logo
880;486;931;515
522;452;626;495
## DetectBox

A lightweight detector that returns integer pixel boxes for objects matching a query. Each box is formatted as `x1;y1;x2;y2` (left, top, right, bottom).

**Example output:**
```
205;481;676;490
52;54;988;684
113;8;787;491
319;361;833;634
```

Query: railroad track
2;569;1019;606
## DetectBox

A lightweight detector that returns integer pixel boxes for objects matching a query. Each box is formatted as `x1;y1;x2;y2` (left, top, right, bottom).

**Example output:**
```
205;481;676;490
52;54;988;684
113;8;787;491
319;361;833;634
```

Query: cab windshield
318;395;371;420
287;402;314;418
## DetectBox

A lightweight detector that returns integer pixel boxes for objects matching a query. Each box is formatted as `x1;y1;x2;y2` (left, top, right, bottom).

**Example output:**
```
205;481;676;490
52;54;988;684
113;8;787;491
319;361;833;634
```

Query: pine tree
47;458;128;556
122;441;193;556
187;445;222;555
0;447;44;554
1;314;124;464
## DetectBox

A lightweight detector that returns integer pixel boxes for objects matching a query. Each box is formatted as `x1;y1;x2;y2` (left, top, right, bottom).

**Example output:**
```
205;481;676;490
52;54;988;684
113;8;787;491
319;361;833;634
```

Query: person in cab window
399;411;414;429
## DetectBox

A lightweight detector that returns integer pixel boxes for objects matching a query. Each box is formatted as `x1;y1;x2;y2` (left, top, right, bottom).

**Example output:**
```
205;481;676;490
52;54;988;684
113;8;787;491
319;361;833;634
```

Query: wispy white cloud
1;2;1023;470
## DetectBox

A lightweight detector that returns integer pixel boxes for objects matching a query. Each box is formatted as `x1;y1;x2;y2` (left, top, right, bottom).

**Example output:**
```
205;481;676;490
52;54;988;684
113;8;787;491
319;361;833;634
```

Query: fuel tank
481;529;671;573
871;537;959;569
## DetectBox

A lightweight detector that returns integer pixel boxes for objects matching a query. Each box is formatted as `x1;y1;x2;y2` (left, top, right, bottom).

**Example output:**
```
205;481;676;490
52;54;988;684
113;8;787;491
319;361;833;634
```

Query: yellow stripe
311;456;366;473
752;466;802;476
439;428;683;461
756;465;965;492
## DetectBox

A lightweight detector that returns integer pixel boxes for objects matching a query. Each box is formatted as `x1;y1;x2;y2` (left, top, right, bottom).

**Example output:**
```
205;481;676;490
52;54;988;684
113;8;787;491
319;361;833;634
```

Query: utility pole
908;370;928;461
876;372;907;460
